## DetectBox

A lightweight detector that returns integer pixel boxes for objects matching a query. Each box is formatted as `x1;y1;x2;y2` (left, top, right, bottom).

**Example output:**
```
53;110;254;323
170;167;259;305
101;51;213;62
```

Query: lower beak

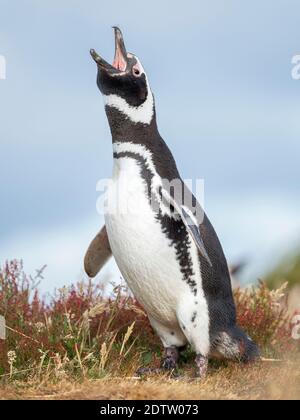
90;26;128;73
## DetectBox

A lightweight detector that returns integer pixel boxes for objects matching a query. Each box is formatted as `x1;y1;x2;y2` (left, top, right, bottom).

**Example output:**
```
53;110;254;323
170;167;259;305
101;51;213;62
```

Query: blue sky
0;0;300;291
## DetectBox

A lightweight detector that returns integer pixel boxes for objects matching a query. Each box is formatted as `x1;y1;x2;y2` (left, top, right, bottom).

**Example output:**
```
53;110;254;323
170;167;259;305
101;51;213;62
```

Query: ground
1;261;300;400
1;359;299;400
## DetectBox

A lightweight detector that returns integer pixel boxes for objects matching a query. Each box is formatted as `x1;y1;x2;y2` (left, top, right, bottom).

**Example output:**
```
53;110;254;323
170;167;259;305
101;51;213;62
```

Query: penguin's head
90;27;154;124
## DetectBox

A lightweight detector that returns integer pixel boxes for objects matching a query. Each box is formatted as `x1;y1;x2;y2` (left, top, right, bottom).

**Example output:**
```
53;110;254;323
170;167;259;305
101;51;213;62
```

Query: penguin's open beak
90;27;128;74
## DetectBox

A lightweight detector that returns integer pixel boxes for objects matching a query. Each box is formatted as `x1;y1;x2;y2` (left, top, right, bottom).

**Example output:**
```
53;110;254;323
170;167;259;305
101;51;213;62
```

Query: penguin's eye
132;66;141;77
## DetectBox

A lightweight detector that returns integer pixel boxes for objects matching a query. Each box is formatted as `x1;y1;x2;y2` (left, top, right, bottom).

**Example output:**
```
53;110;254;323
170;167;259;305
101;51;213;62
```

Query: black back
106;105;237;340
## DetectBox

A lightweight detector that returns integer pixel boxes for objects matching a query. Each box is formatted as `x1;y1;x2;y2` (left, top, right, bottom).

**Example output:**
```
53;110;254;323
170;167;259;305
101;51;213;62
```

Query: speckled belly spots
191;311;197;323
158;213;198;296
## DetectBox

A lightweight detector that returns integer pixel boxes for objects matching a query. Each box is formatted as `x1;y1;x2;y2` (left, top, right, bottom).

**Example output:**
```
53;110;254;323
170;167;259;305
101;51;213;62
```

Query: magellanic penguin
85;27;260;377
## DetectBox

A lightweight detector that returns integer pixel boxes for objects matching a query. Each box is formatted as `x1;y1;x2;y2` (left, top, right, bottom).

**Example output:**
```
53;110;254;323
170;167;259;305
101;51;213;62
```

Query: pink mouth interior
112;48;127;71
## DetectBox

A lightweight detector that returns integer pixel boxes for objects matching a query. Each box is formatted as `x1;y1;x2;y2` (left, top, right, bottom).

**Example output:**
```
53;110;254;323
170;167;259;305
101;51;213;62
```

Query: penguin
85;27;259;377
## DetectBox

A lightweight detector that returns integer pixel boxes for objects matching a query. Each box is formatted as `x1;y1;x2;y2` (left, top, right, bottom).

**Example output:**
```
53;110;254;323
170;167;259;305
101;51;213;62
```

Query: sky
0;0;300;292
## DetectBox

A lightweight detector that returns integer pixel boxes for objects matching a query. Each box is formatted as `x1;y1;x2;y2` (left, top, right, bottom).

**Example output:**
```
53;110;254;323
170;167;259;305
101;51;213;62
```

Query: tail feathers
212;327;260;363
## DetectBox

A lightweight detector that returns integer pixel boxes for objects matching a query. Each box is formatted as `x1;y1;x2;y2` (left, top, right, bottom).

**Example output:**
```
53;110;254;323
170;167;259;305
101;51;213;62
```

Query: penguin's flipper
181;206;212;267
161;189;212;267
84;225;112;278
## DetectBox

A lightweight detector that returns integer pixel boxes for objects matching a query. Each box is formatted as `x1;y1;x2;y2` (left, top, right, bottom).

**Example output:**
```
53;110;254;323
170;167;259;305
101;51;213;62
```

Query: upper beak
90;26;128;73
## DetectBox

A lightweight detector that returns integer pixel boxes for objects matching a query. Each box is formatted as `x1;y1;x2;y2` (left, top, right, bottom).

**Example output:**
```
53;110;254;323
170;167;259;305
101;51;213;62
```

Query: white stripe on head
103;57;154;125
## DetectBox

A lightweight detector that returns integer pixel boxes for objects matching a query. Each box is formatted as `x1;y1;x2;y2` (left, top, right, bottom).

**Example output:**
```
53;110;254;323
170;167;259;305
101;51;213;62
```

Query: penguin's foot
161;347;180;370
136;367;164;376
136;367;182;379
195;354;208;378
136;347;180;377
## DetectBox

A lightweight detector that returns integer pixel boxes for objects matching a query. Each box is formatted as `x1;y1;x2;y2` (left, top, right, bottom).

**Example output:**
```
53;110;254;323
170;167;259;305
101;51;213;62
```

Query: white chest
104;157;189;324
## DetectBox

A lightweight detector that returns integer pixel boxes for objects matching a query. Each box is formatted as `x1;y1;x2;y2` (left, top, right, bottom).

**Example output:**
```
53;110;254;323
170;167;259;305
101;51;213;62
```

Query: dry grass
1;358;299;400
0;260;300;400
